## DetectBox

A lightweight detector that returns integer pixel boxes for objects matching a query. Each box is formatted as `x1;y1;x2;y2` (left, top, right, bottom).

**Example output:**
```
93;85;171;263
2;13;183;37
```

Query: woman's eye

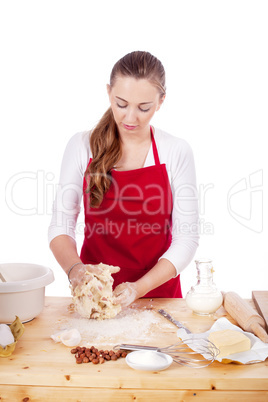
139;107;150;113
116;103;150;112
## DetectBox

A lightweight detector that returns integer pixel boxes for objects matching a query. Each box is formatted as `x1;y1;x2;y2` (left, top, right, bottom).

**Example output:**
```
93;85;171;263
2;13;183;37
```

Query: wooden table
0;297;268;401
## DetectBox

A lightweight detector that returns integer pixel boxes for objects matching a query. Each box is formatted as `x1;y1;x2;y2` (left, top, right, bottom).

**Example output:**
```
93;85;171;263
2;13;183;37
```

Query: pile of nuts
71;345;127;364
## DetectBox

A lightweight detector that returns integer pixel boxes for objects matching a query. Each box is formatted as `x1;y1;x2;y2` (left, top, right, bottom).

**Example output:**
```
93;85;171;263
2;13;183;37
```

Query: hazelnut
72;345;126;365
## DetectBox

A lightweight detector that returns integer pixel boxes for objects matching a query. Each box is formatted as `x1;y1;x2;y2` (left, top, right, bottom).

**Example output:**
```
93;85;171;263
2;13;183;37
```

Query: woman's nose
124;107;137;123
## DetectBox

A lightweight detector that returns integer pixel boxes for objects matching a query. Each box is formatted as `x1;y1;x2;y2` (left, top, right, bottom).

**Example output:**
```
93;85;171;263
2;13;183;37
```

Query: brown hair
87;51;166;207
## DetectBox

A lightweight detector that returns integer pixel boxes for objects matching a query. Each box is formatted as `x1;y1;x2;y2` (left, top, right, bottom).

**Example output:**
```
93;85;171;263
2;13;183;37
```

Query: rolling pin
223;291;268;343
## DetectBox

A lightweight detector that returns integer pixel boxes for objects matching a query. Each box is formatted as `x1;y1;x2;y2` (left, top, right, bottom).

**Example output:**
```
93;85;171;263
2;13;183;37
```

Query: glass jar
185;259;223;315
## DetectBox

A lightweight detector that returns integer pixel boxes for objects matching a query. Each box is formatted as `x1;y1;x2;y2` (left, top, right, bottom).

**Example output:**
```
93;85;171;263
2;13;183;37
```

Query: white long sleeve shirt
48;127;199;276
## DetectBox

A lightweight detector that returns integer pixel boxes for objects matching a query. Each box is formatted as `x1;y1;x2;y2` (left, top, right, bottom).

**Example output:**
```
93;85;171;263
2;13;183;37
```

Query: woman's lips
123;124;137;130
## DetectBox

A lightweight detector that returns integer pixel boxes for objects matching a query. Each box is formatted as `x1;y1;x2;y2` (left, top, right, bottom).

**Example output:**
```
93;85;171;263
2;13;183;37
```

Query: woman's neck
119;125;152;147
116;126;153;171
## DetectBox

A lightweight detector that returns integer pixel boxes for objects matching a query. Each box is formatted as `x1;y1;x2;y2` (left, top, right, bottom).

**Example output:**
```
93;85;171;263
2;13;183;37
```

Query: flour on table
54;307;174;346
71;263;121;320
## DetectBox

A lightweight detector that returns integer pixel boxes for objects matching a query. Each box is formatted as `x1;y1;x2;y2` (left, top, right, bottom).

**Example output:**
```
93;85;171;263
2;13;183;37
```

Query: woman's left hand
113;282;139;308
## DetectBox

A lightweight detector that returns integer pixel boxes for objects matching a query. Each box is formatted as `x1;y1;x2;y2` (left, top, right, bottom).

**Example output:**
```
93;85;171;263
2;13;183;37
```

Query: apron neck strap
150;126;161;166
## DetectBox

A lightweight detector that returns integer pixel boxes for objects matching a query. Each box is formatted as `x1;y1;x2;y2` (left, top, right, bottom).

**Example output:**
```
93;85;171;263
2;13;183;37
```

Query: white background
1;0;267;298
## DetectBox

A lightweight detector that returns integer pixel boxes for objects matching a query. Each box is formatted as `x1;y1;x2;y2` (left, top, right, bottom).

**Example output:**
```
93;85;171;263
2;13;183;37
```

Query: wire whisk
114;338;220;368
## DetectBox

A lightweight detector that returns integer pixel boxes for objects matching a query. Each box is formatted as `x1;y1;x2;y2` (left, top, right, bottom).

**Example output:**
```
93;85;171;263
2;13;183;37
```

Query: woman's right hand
68;263;120;290
68;263;85;289
68;263;102;290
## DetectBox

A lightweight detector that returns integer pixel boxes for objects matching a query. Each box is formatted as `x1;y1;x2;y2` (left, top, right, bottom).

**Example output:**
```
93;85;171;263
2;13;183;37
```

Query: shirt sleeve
158;135;199;276
47;132;90;245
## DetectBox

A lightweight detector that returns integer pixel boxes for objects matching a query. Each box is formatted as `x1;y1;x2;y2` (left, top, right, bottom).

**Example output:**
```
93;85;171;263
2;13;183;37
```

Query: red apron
80;127;182;298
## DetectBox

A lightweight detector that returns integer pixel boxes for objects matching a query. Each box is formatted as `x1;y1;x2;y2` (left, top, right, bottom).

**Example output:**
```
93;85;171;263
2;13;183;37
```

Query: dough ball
71;263;121;320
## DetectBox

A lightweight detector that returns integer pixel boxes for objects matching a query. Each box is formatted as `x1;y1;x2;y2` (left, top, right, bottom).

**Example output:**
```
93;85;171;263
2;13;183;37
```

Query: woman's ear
156;94;166;111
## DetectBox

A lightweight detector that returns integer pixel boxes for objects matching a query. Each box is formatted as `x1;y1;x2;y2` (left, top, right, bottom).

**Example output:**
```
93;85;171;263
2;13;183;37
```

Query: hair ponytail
86;107;121;207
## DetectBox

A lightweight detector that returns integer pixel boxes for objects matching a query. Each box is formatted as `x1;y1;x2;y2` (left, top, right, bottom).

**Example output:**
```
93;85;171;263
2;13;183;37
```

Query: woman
48;51;199;308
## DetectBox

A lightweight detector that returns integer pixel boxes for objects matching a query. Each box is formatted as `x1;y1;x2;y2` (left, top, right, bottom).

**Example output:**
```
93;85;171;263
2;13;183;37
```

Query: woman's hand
113;282;139;308
69;263;120;290
68;264;88;289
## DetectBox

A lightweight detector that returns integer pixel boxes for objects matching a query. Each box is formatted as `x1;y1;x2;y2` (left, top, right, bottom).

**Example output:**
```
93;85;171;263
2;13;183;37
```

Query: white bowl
0;263;54;323
126;350;173;371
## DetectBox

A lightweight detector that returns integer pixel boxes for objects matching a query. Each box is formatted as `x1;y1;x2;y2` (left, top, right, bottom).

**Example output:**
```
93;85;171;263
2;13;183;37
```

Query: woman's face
107;75;165;137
